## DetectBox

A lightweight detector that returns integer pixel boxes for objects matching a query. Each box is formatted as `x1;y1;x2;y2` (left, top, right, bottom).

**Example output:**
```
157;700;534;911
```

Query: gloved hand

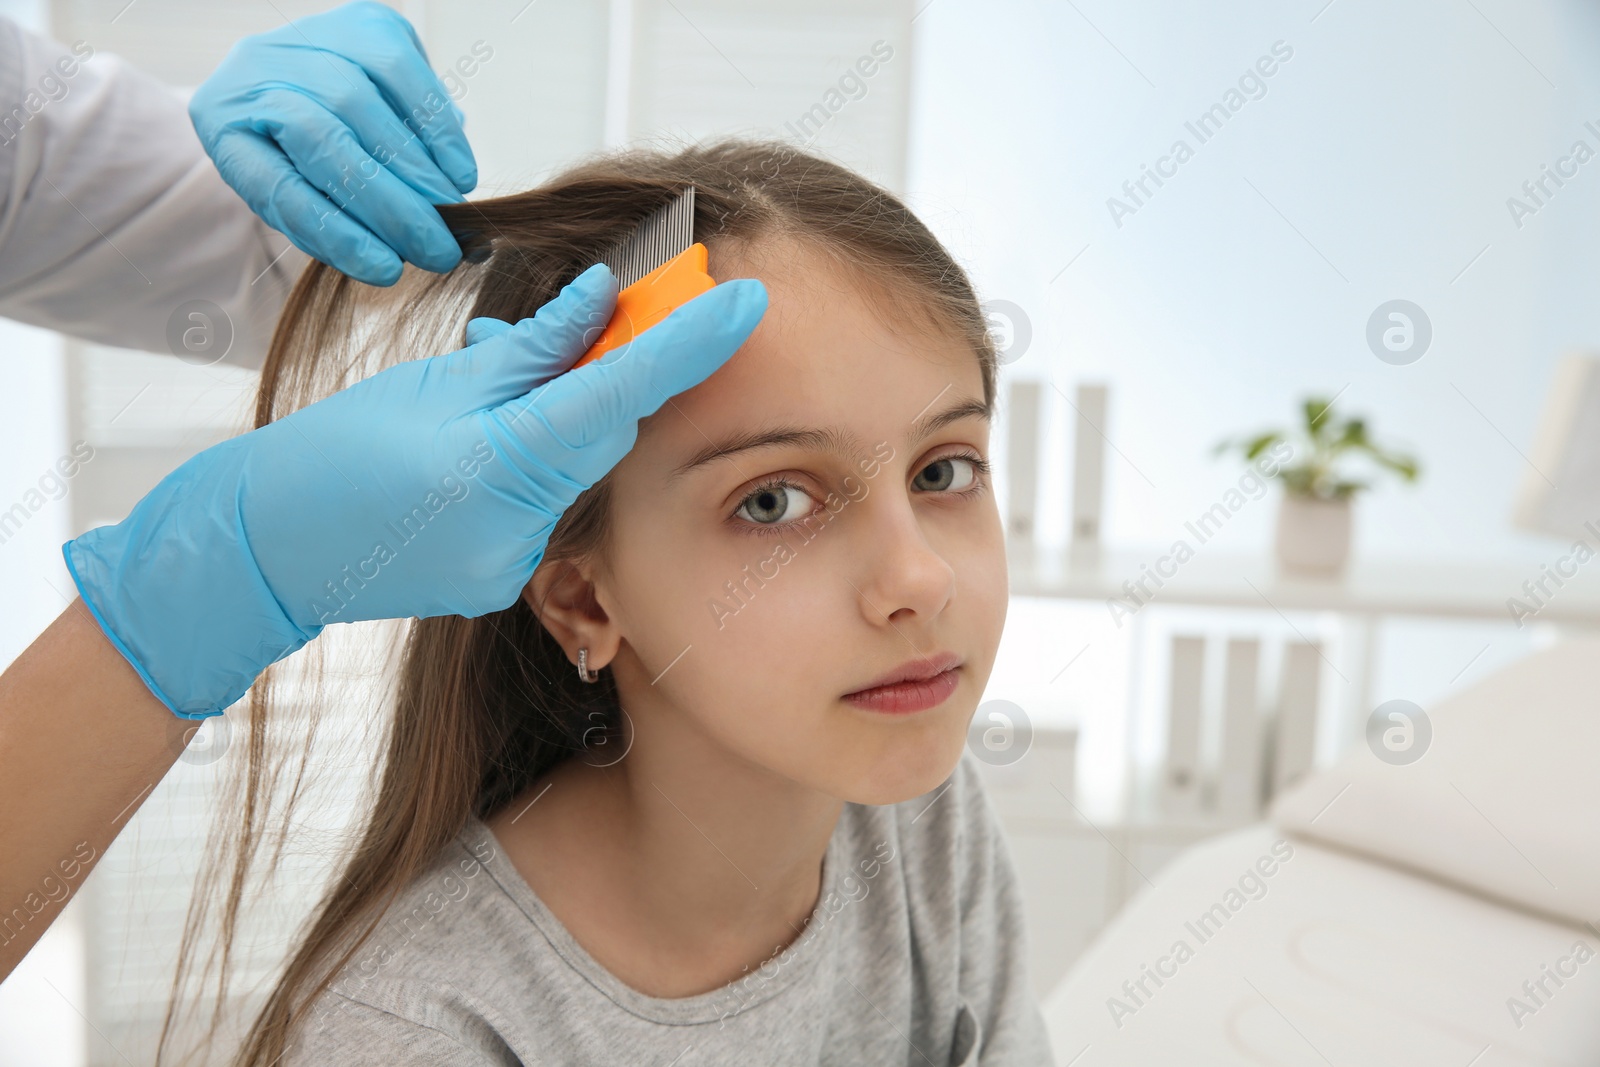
63;265;769;719
188;0;477;286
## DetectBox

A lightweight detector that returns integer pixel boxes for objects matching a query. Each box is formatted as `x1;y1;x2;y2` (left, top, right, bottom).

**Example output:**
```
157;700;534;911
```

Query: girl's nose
847;492;956;626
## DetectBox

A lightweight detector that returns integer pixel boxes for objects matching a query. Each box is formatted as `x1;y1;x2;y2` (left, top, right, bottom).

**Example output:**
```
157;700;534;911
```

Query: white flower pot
1275;494;1352;576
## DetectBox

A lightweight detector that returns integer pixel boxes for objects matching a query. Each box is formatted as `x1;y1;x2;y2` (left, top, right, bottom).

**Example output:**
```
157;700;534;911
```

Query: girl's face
566;237;1007;806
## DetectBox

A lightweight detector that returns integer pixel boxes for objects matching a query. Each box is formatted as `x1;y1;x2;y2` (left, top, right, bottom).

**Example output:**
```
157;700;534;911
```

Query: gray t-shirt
284;750;1055;1065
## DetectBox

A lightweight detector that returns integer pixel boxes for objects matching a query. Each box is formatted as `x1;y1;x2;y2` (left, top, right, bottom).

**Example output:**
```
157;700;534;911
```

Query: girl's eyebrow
667;396;990;480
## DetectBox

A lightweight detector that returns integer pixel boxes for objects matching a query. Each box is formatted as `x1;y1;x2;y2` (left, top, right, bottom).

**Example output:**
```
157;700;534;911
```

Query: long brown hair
154;138;999;1066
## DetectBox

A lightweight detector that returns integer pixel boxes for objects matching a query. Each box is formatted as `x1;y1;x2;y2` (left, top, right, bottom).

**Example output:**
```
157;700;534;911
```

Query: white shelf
1006;537;1600;625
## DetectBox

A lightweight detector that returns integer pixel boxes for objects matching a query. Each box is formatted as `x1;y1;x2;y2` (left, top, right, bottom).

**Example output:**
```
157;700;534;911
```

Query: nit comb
572;185;715;369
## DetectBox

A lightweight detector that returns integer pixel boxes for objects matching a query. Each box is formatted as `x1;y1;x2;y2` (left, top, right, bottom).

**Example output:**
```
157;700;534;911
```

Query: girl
165;139;1054;1066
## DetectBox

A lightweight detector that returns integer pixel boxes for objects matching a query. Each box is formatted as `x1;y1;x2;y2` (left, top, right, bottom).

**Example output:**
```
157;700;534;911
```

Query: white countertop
1005;538;1600;624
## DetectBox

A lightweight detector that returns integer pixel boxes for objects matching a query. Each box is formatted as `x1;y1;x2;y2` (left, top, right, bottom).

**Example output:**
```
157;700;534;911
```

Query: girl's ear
521;559;620;670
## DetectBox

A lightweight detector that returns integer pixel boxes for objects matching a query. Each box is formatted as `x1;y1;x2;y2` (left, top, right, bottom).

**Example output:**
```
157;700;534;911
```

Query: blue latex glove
63;266;769;719
189;0;477;286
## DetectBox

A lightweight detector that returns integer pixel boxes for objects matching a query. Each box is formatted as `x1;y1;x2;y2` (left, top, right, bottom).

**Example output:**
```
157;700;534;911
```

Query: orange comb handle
572;242;715;370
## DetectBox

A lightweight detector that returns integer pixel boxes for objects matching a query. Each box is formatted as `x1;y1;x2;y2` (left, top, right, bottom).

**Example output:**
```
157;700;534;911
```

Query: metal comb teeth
598;186;696;289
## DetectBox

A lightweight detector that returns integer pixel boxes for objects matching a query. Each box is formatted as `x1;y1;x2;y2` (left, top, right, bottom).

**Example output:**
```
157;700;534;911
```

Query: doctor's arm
0;598;177;979
0;2;474;368
0;16;307;369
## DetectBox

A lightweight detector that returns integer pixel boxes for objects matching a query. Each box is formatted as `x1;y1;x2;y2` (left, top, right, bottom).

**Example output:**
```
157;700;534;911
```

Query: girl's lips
841;665;961;714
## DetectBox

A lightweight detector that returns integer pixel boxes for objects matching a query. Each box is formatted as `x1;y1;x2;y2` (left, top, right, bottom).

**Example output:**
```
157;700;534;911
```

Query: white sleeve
0;17;309;370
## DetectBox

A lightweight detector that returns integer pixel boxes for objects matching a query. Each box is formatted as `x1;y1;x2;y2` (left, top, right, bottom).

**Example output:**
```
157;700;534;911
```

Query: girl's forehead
620;235;986;476
631;289;986;482
707;236;963;362
693;247;973;402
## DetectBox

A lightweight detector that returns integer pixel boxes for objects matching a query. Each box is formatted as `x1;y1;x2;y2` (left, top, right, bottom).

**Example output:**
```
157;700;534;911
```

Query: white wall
909;0;1600;568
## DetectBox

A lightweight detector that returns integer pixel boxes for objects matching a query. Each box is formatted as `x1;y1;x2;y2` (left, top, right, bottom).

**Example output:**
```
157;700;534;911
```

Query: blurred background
5;0;1600;1063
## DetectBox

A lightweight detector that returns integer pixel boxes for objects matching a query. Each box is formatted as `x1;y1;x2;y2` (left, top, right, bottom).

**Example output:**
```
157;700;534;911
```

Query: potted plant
1215;396;1420;576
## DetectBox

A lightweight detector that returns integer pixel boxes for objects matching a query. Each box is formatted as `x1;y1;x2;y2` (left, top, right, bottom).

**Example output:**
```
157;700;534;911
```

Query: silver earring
577;647;598;683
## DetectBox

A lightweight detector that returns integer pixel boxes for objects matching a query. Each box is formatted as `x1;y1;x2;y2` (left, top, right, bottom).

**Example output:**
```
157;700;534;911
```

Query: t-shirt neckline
461;809;846;1026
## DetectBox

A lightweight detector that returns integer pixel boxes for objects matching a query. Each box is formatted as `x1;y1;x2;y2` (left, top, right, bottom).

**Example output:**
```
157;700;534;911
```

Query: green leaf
1337;419;1369;446
1303;397;1334;437
1242;431;1282;460
1213;430;1285;461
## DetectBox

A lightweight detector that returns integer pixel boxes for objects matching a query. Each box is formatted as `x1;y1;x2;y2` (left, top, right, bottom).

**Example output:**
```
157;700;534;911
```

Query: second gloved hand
189;0;477;285
63;265;768;719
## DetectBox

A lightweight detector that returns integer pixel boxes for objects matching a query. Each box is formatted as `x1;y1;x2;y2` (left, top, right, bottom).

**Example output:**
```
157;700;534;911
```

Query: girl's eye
735;482;816;527
913;455;984;493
